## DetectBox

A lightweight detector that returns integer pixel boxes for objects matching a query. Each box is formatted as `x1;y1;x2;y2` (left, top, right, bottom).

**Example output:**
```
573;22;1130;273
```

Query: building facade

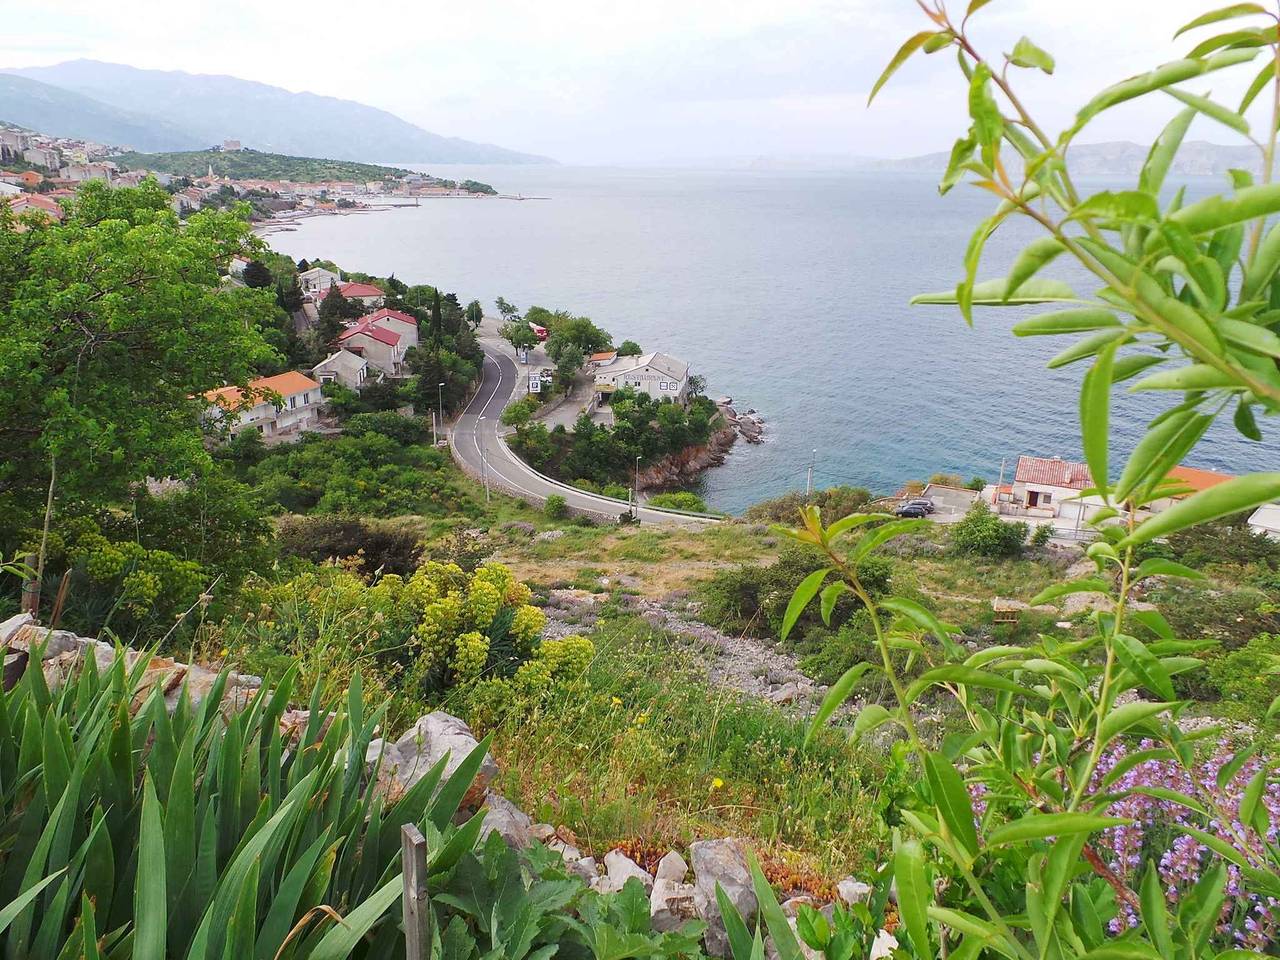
203;371;324;440
593;351;690;403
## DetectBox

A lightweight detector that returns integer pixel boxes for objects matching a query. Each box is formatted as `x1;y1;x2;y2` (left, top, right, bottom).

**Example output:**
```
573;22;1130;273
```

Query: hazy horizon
7;1;1273;165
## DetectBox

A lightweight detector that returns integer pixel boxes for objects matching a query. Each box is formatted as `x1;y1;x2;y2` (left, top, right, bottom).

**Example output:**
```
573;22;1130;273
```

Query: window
288;396;297;409
1041;492;1052;505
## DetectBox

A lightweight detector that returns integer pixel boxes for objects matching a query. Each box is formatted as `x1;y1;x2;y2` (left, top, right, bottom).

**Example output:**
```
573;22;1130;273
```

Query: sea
263;164;1278;515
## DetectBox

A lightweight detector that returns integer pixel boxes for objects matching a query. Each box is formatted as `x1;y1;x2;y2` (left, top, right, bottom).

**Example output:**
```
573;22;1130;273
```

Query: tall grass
476;610;891;882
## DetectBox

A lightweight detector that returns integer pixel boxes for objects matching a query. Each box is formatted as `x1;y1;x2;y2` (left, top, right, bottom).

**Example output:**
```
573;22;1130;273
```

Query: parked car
895;503;929;518
904;498;935;514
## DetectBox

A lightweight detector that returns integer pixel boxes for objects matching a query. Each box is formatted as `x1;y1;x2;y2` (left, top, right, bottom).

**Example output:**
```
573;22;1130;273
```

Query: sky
4;0;1270;164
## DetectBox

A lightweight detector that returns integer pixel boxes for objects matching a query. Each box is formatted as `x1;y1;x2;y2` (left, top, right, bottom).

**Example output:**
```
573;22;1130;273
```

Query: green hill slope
113;148;412;182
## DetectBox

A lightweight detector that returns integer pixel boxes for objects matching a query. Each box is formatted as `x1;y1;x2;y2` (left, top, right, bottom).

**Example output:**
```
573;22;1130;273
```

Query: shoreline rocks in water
717;400;765;444
635;402;765;491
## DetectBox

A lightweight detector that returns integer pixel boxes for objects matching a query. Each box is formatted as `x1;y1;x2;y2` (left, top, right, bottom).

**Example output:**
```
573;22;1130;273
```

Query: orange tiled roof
204;370;320;408
1168;465;1236;496
338;281;383;298
1014;455;1092;490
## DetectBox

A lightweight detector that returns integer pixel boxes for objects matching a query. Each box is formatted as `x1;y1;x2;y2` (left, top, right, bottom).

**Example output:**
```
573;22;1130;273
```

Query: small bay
265;164;1277;514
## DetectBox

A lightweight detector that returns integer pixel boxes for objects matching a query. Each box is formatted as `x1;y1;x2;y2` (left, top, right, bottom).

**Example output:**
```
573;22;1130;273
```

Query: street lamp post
478;417;491;503
437;382;445;444
633;455;641;523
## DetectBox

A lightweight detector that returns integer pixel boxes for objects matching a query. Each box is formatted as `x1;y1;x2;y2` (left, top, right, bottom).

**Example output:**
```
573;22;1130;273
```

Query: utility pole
431;409;437;446
995;457;1006;506
437;382;445;443
479;418;491;503
806;449;816;496
633;455;641;523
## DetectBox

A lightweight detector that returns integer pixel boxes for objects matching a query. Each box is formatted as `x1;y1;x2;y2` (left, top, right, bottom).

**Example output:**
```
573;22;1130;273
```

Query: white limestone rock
691;838;756;957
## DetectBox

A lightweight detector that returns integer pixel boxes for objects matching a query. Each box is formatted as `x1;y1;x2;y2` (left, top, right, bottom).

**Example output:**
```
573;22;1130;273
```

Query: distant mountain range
863;140;1261;178
0;60;549;164
738;141;1263;178
0;73;202;152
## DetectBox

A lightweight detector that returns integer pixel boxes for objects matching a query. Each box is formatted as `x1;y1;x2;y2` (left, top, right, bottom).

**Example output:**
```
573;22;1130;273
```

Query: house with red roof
203;371;324;440
335;308;419;378
6;193;64;226
1146;465;1237;514
337;281;385;308
1008;455;1094;520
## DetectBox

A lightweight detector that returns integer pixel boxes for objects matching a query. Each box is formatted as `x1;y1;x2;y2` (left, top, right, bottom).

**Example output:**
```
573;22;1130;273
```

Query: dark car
904;498;935;514
895;503;929;518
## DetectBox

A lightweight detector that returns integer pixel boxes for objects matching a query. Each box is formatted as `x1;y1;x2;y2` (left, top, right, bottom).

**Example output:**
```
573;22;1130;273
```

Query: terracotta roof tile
204;370;321;408
1014;455;1092;490
1168;465;1235;496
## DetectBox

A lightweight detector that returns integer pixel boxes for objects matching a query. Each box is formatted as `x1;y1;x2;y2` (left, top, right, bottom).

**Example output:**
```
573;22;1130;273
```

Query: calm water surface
265;165;1278;513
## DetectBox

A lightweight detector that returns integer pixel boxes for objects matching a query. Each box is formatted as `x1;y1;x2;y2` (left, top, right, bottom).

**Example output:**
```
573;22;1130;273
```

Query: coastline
252;191;547;237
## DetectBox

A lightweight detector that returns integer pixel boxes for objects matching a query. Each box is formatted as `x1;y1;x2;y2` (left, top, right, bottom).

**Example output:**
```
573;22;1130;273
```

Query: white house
1004;455;1097;521
60;162;114;182
0;181;20;197
593;351;690;403
22;146;60;170
1249;504;1280;540
204;371;324;440
312;350;371;390
335;308;419;379
298;266;340;297
228;255;251;277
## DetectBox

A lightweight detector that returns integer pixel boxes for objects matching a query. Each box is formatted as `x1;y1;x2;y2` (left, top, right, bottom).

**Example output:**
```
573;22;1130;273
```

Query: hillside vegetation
114;148;412;182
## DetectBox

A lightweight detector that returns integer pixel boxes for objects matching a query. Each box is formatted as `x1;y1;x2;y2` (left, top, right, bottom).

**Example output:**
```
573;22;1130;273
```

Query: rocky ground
540;588;831;710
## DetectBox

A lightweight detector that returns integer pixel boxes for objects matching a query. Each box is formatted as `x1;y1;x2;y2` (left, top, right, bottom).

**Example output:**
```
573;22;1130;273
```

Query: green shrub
743;486;873;524
648;491;708;512
275;514;424;575
242;431;473;517
1166;515;1280;571
950;501;1027;558
698;546;890;640
345;410;432;444
213;561;577;724
544;494;568;520
1207;632;1280;721
1030;523;1053;548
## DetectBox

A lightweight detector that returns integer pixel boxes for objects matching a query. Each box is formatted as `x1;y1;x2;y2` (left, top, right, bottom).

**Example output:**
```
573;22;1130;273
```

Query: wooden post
401;824;430;960
18;553;38;617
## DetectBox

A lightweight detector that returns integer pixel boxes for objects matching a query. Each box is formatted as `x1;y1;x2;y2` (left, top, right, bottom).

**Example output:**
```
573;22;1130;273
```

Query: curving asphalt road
451;344;719;526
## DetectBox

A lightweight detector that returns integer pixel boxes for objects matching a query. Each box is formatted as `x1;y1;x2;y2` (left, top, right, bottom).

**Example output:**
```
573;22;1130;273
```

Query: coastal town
11;7;1280;958
0;121;495;228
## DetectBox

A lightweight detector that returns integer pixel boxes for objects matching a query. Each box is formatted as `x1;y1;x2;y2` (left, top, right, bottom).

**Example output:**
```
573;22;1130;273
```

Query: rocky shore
635;404;764;492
